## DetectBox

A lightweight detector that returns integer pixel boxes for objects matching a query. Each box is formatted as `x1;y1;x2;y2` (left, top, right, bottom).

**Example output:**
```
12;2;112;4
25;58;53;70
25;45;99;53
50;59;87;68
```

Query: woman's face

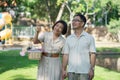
53;22;64;35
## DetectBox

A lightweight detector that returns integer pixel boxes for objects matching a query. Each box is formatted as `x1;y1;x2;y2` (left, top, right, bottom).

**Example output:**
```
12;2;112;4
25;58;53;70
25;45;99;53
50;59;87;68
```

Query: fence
12;26;36;40
96;52;120;72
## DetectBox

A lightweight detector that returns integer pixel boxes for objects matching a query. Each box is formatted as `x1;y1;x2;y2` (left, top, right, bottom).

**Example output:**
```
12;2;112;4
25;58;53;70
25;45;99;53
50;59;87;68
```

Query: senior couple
33;13;96;80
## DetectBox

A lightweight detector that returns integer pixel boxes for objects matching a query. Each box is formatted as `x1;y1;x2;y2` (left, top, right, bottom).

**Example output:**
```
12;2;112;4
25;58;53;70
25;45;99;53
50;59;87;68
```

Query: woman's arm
33;26;41;44
33;32;40;44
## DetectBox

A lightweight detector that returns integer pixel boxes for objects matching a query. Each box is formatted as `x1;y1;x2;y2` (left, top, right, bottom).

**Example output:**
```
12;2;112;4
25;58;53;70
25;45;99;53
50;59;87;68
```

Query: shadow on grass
10;75;35;80
0;50;38;74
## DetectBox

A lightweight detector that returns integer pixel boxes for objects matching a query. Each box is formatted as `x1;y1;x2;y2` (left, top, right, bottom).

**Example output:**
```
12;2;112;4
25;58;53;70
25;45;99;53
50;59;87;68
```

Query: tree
32;0;62;24
1;0;120;27
107;18;120;42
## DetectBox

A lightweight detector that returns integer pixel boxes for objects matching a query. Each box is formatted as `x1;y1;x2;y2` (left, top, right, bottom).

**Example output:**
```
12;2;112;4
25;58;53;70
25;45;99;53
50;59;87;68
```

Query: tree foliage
0;0;120;27
107;18;120;34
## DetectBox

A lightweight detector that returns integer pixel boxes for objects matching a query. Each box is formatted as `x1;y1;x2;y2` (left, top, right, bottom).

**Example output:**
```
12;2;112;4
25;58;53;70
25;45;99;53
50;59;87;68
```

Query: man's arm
89;52;96;80
62;54;69;79
62;54;68;70
90;52;96;70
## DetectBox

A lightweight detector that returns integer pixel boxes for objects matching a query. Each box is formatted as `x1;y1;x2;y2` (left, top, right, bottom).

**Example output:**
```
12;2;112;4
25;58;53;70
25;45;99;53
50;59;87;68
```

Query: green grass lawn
0;50;120;80
96;47;120;52
0;50;38;80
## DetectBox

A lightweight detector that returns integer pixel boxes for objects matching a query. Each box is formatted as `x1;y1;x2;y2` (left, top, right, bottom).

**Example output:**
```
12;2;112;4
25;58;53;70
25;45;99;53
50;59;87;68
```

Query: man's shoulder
84;31;93;37
66;34;74;39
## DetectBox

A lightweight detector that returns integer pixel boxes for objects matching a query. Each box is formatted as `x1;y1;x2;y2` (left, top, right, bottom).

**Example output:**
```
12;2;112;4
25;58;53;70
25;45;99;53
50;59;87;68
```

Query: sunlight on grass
93;66;120;80
0;66;37;80
0;50;120;80
1;65;120;80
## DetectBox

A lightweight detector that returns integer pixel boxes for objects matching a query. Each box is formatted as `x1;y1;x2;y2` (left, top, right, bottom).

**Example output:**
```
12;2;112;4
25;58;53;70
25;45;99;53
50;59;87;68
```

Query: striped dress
37;31;65;80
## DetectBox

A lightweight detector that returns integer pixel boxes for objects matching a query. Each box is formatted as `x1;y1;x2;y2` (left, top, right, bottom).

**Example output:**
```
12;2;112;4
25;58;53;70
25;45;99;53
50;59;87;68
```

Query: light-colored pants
68;72;89;80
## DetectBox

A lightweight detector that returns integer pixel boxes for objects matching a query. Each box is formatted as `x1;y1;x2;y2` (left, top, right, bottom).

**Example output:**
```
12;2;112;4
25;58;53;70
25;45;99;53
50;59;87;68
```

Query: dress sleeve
38;32;46;42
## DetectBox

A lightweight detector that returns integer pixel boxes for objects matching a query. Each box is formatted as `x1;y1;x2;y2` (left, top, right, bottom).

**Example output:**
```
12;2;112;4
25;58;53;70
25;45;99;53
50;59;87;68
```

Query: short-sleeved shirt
38;31;65;54
62;31;96;73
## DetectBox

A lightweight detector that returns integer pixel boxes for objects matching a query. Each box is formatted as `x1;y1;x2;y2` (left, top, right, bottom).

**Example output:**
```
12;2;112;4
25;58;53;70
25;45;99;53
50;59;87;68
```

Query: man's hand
62;69;67;80
88;68;94;80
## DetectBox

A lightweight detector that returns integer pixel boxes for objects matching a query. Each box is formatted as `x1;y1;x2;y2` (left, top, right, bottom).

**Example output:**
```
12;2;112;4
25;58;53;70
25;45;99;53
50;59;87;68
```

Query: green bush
107;18;120;34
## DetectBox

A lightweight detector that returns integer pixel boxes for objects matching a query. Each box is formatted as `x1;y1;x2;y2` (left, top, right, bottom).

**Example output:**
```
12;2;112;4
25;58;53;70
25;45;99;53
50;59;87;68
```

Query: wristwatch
91;67;95;70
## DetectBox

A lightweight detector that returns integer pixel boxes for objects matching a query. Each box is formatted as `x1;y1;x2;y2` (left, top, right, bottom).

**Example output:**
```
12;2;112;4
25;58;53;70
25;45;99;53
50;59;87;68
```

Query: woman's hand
36;26;41;33
33;26;41;44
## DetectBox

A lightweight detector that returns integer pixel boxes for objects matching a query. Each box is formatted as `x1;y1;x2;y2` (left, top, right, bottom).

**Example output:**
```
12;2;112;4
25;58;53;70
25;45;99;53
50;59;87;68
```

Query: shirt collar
72;30;86;38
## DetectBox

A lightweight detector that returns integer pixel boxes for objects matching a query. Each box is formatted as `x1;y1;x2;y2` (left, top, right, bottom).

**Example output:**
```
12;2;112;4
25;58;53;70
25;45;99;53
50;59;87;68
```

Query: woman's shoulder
42;31;52;36
58;35;65;43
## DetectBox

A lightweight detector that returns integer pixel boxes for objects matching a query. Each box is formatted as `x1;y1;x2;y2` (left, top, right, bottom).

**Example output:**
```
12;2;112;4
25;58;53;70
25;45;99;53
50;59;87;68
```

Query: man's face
72;16;84;30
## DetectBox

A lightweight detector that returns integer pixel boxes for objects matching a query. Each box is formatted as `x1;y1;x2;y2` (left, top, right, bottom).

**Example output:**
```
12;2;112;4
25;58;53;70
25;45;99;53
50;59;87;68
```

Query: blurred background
0;0;120;80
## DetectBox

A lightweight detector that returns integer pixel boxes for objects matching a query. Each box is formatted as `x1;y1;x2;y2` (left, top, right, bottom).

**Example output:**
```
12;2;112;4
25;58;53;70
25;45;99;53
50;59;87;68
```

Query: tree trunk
56;2;65;22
